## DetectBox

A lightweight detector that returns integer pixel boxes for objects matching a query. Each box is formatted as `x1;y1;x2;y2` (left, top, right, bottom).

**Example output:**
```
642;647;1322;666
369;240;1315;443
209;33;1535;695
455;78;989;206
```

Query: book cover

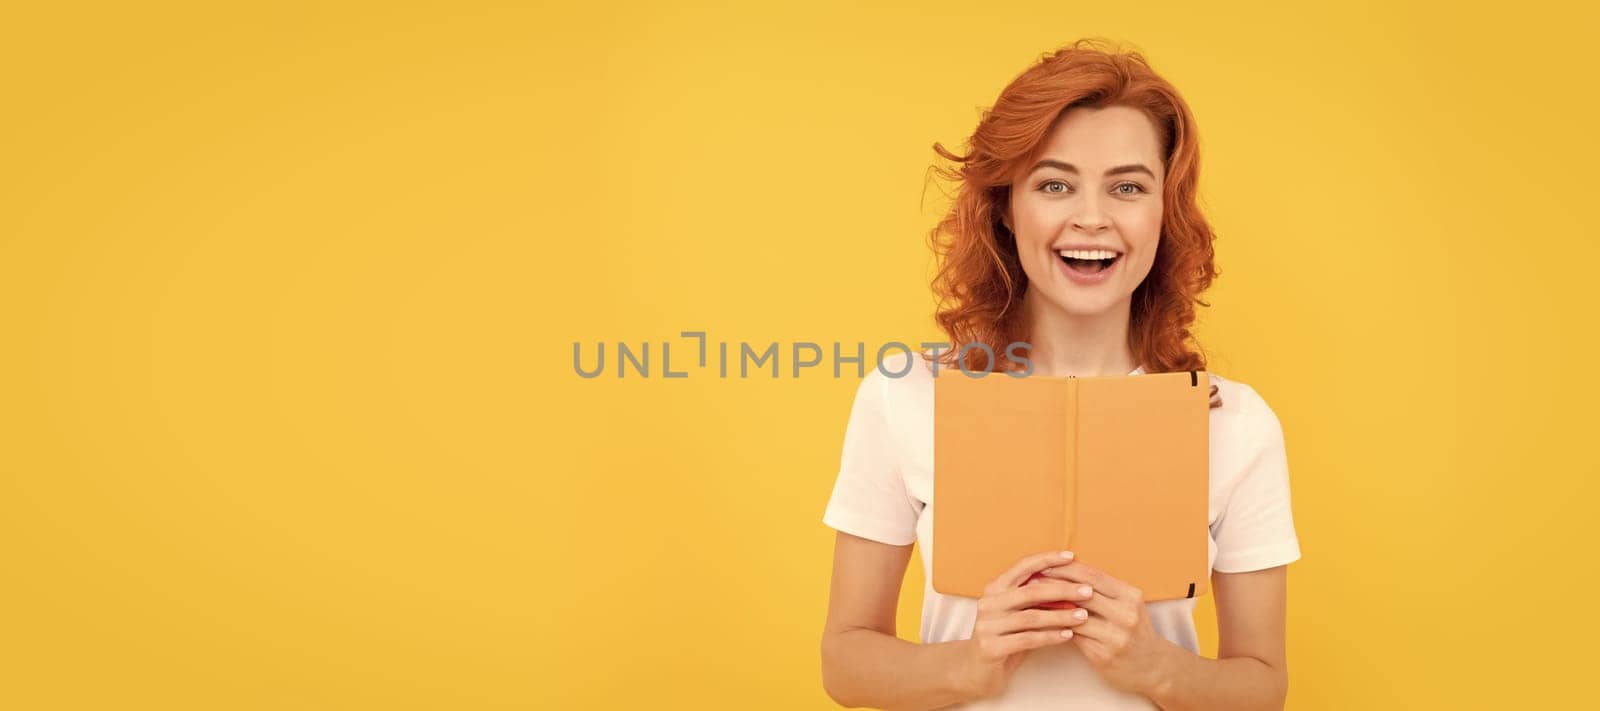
931;370;1210;602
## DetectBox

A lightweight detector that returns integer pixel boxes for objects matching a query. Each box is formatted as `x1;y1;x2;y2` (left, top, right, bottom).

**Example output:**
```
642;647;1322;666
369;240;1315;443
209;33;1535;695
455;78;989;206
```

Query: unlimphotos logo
573;331;1037;379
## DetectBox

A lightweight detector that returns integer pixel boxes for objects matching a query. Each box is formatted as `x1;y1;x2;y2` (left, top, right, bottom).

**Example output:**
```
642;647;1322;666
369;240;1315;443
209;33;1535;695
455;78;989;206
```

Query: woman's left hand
1034;560;1177;696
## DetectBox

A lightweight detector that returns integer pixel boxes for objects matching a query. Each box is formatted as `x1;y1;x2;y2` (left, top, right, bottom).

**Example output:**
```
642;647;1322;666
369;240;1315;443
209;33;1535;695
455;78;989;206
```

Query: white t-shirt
822;349;1302;709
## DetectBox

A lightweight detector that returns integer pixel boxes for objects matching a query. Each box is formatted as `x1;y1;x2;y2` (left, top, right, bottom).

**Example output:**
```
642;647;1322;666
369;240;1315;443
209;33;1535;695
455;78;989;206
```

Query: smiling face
1002;104;1166;318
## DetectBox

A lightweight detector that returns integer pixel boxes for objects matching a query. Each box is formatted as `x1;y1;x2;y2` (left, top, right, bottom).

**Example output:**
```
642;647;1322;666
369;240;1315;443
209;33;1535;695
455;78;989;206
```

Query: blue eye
1115;182;1147;195
1039;180;1069;194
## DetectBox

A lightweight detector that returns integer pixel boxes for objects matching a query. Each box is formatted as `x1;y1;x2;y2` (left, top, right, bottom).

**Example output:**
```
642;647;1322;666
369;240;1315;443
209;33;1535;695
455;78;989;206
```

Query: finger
1036;564;1077;580
984;549;1076;595
990;628;1077;657
1063;614;1127;648
998;580;1095;612
1034;561;1136;600
1032;564;1102;600
1068;630;1106;658
983;605;1090;636
1065;593;1136;627
1023;572;1095;608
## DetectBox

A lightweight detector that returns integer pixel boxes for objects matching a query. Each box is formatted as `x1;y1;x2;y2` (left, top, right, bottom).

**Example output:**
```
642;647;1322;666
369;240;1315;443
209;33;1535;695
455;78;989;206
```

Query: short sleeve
821;369;920;546
1210;384;1303;573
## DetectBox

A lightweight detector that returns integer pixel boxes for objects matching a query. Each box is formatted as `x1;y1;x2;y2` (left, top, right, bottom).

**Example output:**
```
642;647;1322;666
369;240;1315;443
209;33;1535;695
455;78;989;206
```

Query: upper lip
1052;243;1124;255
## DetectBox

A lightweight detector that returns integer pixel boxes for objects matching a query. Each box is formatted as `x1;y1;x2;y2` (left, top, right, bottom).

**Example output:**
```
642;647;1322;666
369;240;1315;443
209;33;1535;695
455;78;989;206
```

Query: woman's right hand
958;549;1096;700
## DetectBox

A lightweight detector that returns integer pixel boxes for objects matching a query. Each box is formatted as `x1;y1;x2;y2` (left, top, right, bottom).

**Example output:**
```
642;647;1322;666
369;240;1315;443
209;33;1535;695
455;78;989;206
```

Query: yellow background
3;1;1596;708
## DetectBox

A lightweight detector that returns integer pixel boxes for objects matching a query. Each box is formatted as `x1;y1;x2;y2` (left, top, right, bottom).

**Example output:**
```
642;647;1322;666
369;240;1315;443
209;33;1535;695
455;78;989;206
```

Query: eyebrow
1029;159;1157;179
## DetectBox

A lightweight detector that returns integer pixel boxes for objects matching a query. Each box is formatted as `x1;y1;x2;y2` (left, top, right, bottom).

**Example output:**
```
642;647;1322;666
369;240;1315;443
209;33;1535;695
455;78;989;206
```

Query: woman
819;40;1302;709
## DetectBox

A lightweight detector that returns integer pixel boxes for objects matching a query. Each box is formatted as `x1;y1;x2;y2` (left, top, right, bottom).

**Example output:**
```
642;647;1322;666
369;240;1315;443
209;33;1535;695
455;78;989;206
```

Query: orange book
932;369;1210;603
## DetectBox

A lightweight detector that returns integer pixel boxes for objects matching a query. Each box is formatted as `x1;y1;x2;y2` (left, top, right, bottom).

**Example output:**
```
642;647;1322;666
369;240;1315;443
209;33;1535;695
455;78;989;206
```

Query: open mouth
1057;249;1122;275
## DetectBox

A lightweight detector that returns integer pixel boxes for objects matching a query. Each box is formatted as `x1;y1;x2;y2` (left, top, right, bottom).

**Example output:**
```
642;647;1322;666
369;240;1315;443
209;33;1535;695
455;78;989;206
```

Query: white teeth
1057;249;1120;260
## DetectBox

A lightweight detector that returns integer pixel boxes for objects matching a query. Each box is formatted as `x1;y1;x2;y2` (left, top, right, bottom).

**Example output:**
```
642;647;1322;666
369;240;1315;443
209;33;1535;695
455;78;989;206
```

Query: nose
1072;193;1110;233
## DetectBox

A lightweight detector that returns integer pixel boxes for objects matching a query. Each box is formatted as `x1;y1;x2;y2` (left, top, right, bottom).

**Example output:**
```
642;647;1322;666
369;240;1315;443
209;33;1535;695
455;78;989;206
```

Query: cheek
1124;206;1163;245
1012;204;1053;245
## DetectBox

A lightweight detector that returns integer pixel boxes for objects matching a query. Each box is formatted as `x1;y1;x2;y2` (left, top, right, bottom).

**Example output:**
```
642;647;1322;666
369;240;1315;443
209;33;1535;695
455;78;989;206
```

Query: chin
1043;290;1124;317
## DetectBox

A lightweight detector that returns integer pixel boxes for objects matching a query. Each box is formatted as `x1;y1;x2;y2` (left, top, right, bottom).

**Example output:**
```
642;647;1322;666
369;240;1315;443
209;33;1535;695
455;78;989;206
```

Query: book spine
1064;377;1078;550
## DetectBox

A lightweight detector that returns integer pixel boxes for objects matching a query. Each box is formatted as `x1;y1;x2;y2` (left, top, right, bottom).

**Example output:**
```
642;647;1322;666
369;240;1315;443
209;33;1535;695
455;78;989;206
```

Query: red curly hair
922;38;1220;393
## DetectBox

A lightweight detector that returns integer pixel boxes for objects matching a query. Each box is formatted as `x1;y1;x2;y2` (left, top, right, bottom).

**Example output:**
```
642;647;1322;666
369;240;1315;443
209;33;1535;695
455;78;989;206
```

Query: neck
1019;287;1137;378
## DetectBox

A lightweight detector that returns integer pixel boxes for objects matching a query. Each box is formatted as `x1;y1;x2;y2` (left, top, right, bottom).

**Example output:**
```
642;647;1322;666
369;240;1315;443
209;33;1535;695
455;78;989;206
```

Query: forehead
1033;105;1163;166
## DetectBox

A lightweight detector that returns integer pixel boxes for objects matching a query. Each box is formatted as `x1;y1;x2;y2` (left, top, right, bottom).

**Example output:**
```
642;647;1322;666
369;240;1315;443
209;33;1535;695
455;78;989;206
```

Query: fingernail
1059;629;1073;638
1060;551;1074;559
1074;609;1088;619
1079;586;1093;597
